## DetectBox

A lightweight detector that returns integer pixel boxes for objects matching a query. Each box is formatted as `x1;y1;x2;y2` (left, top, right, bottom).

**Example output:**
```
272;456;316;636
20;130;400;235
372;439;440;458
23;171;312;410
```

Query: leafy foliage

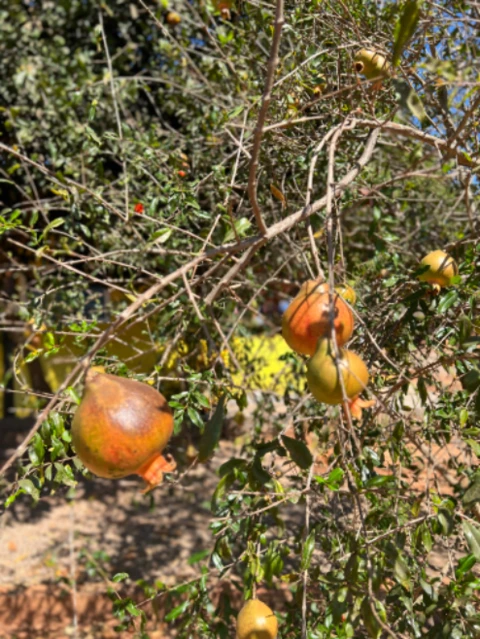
1;0;479;637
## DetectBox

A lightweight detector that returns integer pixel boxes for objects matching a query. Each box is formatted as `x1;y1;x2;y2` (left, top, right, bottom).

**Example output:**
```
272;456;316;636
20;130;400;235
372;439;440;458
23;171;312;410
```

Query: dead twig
248;0;285;235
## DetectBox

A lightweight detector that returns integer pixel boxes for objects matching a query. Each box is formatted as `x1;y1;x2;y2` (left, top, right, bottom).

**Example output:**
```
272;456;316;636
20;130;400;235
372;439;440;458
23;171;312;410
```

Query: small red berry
134;203;144;214
177;170;187;178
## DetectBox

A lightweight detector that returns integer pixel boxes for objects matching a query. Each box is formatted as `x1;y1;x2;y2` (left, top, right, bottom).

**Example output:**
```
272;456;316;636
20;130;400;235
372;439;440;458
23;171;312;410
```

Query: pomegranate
354;49;390;80
236;599;278;639
306;338;369;405
282;279;354;356
72;368;176;492
417;250;458;290
335;283;357;305
166;11;182;25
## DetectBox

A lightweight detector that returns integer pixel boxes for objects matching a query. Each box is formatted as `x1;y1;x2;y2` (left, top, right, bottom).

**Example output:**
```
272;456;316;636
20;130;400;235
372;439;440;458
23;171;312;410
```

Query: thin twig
247;0;285;235
301;465;314;639
99;10;129;220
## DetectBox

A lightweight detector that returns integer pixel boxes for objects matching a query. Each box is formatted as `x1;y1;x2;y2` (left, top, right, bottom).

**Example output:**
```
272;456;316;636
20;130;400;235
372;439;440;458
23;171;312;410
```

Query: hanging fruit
354;49;391;89
335;283;357;305
282;280;354;356
417;250;458;291
236;599;278;639
72;367;176;492
306;337;369;407
166;11;182;25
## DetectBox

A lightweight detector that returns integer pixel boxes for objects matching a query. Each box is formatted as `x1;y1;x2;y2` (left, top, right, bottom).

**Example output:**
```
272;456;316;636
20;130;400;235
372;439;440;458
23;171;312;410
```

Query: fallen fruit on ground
236;599;278;639
417;250;458;290
306;337;369;405
354;48;391;80
282;279;354;356
72;367;175;492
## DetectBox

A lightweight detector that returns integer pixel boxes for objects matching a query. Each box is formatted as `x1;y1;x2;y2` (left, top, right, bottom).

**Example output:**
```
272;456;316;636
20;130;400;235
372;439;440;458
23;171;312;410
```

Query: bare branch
248;0;285;235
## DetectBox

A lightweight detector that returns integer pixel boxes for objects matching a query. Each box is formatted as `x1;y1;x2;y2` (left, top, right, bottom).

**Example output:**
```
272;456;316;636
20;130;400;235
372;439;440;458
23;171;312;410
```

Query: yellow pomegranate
72;368;176;492
417;250;458;289
354;49;391;81
236;599;278;639
335;283;357;305
282;280;354;356
166;11;181;25
306;338;369;405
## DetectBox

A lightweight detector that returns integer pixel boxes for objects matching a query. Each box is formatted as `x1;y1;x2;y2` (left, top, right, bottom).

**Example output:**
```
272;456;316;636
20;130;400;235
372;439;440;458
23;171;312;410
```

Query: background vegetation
1;0;479;637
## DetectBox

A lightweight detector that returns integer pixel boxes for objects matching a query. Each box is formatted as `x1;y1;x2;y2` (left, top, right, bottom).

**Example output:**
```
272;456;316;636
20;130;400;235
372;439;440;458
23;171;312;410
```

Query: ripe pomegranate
335;283;357;305
236;599;278;639
417;250;458;290
72;368;175;492
306;338;369;406
354;49;390;81
282;279;354;356
166;11;182;25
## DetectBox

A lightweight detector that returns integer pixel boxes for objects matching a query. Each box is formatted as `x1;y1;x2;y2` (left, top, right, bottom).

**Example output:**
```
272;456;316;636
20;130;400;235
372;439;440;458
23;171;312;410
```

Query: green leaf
462;522;480;560
394;553;410;585
364;474;395;489
18;479;40;501
125;601;141;617
150;228;172;244
28;433;45;466
187;406;204;429
165;599;190;621
301;530;316;571
281;435;313;470
5;490;22;508
361;597;381;639
438;508;454;536
466;439;480;457
42;217;65;237
462;479;480;507
198;396;225;462
85;125;102;145
112;572;129;583
437;290;458;313
421;524;433;553
250;456;271;486
456;553;476;578
462;369;480;392
188;549;210;565
406;89;427;123
223;216;252;243
392;0;422;66
211;474;233;512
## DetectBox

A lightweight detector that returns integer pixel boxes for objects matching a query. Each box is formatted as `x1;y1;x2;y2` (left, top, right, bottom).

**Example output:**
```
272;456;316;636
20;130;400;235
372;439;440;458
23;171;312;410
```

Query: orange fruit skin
306;338;369;405
236;599;278;639
418;250;458;288
282;280;354;356
72;369;174;482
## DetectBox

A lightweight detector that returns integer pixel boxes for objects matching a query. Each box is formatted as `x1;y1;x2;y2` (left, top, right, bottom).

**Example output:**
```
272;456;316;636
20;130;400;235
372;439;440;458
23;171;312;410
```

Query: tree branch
247;0;285;235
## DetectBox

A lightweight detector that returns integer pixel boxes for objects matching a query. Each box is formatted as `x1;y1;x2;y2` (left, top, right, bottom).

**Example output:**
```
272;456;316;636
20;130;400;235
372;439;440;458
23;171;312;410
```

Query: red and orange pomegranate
72;368;176;492
282;279;354;356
